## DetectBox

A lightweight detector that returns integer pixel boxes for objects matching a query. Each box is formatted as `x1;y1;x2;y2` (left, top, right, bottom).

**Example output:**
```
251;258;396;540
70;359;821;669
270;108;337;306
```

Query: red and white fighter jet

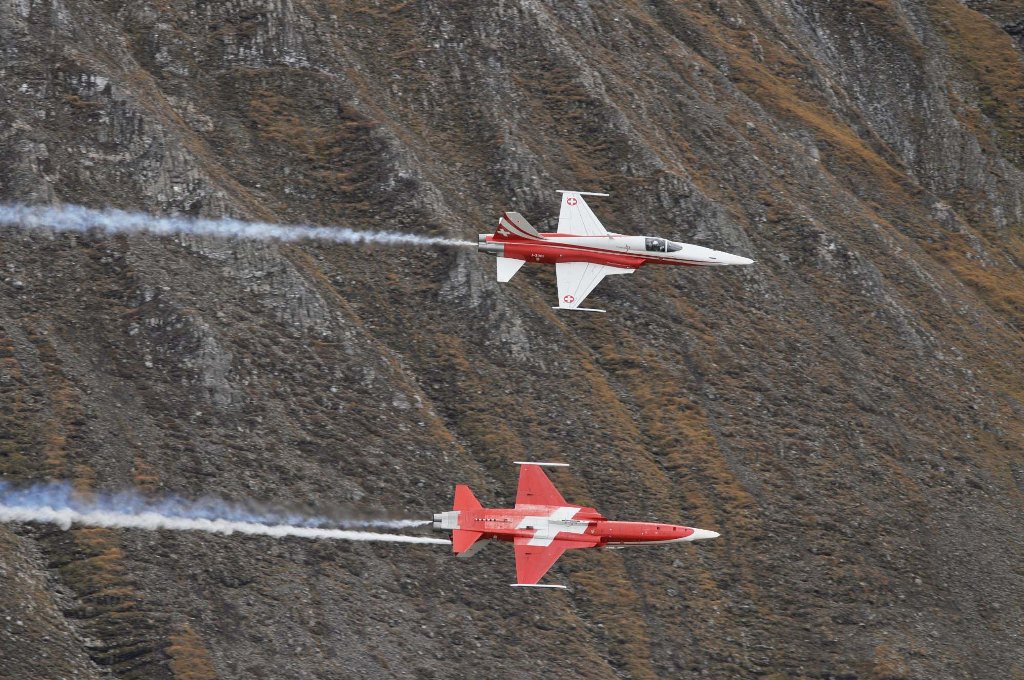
478;191;753;312
432;462;719;588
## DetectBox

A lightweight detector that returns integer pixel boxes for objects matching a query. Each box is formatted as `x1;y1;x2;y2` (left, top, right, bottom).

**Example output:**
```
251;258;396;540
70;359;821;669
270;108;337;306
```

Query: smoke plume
0;203;474;248
0;481;448;545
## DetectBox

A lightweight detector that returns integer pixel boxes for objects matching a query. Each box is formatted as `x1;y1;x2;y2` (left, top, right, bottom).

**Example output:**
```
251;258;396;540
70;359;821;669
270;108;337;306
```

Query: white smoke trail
0;481;447;545
336;518;432;529
0;505;449;545
0;203;474;248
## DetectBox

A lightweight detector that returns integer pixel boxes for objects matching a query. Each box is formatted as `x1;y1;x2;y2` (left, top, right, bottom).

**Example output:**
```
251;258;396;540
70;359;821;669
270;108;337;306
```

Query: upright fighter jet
432;462;719;588
478;191;753;312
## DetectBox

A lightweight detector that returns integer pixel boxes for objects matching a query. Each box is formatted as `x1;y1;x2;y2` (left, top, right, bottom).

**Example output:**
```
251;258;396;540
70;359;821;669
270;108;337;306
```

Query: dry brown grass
60;528;128;593
601;338;757;528
946;251;1024;324
64;94;104;111
0;332;34;476
872;643;912;678
21;327;82;477
665;2;925;212
132;456;161;491
167;624;218;680
927;0;1024;162
732;55;906;189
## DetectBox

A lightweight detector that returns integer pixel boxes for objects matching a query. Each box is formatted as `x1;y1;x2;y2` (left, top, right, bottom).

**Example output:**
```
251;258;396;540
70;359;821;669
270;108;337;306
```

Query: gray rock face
2;1;1024;678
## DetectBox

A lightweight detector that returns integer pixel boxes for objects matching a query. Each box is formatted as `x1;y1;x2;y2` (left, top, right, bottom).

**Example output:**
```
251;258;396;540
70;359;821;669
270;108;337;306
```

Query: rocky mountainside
2;1;1023;678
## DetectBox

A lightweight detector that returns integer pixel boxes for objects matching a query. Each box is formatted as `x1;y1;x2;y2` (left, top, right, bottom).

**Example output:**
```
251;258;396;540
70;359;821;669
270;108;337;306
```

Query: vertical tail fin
494;212;544;241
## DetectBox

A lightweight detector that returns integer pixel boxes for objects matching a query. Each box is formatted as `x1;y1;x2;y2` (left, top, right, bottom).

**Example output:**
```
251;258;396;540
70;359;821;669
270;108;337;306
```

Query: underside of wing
557;192;608;236
514;537;566;585
555;261;634;309
515;464;568;507
514;537;594;585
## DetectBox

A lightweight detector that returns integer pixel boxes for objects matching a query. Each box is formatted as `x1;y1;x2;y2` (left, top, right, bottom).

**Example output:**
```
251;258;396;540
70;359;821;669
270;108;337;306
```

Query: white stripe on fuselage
516;506;589;547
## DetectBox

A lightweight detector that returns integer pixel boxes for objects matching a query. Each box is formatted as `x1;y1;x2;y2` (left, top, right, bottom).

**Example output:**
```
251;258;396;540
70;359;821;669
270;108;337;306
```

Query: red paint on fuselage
459;505;697;546
486;234;705;268
501;241;646;268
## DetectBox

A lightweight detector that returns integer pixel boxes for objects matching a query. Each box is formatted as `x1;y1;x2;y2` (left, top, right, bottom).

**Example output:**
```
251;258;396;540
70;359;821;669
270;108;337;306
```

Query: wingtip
555;190;609;197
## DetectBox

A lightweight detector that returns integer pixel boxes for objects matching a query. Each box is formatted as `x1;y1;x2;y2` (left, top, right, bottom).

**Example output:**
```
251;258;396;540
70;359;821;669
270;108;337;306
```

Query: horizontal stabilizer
452;529;484;555
496;256;526;283
551;307;606;313
510;583;568;589
513;461;569;467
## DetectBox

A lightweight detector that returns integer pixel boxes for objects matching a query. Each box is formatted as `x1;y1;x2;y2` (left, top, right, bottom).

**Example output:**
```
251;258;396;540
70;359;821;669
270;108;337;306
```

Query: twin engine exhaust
478;234;504;256
432;511;460;530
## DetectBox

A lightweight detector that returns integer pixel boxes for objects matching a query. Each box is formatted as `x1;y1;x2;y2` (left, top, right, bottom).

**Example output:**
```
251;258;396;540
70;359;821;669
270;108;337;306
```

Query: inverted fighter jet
432;462;719;588
478;191;753;312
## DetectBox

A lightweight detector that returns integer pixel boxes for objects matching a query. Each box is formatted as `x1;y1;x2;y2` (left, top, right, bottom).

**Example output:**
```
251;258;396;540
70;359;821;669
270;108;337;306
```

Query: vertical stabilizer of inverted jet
494;212;543;241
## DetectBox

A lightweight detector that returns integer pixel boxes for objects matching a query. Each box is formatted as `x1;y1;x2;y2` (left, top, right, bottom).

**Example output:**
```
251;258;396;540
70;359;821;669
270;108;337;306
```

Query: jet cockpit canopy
645;237;683;253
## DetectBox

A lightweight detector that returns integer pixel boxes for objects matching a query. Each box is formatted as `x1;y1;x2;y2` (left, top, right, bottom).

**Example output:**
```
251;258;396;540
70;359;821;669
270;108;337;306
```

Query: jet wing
557;191;609;236
513;536;598;586
515;464;568;507
556;261;634;310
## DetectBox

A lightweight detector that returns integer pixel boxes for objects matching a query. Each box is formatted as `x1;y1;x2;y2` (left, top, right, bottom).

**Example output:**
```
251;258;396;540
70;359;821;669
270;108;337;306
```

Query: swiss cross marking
497;227;510;236
563;294;575;303
566;197;578;206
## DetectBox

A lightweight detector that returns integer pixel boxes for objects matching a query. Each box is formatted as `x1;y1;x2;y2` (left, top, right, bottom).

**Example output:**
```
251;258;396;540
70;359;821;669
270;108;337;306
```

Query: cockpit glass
645;238;682;253
645;237;666;252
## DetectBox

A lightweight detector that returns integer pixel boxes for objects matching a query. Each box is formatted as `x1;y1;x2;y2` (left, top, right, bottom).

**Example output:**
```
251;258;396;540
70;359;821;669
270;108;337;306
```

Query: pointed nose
687;528;720;541
716;252;753;266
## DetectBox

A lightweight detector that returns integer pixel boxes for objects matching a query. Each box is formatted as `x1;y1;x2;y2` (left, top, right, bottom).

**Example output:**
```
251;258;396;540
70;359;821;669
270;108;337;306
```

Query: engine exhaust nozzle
477;235;504;256
432;511;460;530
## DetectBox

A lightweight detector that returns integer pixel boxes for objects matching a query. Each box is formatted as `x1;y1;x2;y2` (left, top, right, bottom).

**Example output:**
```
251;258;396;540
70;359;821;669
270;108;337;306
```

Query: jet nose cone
719;253;753;266
688;528;720;541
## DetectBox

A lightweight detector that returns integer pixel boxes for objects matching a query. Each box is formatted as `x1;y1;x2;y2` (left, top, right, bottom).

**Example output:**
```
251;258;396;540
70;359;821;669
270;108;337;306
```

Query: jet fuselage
433;464;719;587
479;232;753;269
433;504;718;548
